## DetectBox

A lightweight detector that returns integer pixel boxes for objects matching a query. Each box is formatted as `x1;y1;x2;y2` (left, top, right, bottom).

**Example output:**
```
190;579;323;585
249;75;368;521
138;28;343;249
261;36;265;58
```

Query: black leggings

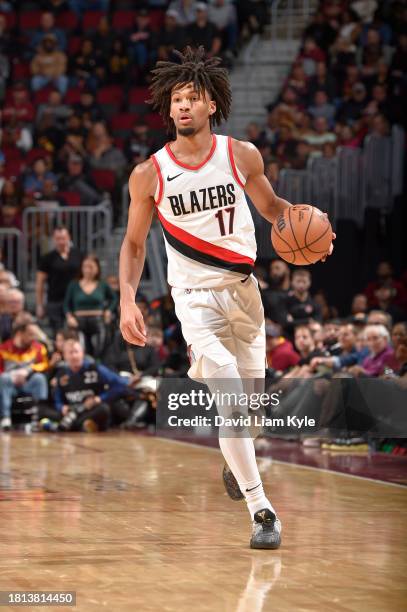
75;316;106;358
72;402;111;432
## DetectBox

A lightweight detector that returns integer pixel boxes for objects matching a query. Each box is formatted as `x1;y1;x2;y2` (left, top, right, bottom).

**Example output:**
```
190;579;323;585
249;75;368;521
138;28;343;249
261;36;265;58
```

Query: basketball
271;205;333;265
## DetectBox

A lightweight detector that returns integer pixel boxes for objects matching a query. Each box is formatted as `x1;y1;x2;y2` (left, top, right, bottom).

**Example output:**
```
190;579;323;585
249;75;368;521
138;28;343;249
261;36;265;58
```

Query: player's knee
201;356;239;379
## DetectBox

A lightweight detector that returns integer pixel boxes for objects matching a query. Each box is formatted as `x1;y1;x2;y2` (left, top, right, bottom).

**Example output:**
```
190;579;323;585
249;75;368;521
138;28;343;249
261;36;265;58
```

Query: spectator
64;254;117;358
373;284;406;324
311;322;369;371
364;261;407;309
298;37;326;75
30;34;68;95
303;11;337;51
23;157;57;194
186;3;222;58
304;116;337;150
128;8;156;71
282;268;322;331
168;0;197;27
36;225;83;333
208;0;238;53
68;0;109;17
92;16;115;61
266;322;300;372
70;38;101;89
86;122;127;178
0;320;49;430
124;122;155;165
391;322;407;354
41;1;70;16
0;288;27;342
108;39;129;85
307;61;336;101
1;119;33;154
366;309;392;330
348;323;395;377
261;257;292;321
294;324;325;365
30;11;67;54
337;82;368;123
58;154;100;207
2;82;35;125
156;9;187;62
36;89;71;129
103;325;168;375
74;90;104;128
309;90;336;125
55;338;128;432
351;293;368;315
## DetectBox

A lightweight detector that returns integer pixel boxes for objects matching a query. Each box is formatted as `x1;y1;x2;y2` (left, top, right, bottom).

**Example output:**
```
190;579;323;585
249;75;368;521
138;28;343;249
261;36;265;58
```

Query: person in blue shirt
55;338;130;432
310;322;369;372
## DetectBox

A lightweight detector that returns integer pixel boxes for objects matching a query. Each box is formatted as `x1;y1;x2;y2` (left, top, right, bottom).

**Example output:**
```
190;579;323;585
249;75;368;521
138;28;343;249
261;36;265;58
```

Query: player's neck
173;127;213;156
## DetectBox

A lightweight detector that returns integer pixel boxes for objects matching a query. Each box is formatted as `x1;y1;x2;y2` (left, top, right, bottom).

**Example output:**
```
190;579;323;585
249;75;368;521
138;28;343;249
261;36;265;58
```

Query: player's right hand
120;302;147;346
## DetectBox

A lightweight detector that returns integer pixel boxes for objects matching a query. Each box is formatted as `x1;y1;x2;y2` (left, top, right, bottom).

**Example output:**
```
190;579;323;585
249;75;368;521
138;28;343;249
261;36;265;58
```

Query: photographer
55;339;129;432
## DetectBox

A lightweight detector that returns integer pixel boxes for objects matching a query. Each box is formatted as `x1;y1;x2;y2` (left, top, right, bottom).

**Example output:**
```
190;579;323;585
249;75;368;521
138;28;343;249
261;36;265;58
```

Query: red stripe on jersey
165;134;217;170
157;209;255;266
227;136;246;190
151;154;163;205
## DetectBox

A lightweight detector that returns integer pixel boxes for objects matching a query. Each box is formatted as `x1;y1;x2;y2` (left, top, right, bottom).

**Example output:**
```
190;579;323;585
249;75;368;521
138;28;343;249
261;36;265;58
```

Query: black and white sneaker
250;508;282;550
222;463;244;501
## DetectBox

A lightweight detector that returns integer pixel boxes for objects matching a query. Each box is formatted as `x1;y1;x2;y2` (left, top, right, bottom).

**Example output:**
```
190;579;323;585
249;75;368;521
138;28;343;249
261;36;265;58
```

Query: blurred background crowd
0;0;405;451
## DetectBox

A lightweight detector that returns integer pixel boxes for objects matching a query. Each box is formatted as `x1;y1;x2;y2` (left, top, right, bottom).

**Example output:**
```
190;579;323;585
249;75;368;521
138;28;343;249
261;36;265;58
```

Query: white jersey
151;134;257;289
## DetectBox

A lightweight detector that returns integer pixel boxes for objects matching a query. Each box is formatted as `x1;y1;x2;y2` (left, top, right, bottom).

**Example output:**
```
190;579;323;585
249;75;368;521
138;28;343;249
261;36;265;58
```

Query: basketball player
119;47;334;549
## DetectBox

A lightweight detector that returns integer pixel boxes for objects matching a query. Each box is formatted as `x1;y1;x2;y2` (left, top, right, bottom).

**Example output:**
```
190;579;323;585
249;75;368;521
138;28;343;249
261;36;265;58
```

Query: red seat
12;62;30;81
65;87;82;105
33;87;53;106
58;191;81;207
55;11;78;31
149;10;165;31
97;85;123;105
1;146;23;161
26;148;48;165
129;87;149;105
4;159;25;180
67;36;82;55
0;12;17;28
91;168;116;193
145;113;164;130
111;113;138;132
112;10;135;31
82;11;105;31
19;11;42;30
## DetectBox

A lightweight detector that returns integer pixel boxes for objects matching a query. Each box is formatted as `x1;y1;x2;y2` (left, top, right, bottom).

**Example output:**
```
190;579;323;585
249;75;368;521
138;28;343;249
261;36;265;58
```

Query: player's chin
177;126;196;136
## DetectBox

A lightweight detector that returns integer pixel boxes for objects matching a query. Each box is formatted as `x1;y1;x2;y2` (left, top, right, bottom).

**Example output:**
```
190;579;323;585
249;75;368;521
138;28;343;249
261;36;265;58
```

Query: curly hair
149;46;232;134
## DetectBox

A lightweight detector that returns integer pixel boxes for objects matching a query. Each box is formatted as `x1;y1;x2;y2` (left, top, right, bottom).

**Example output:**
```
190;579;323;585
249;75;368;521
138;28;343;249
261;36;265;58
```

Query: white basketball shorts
171;275;266;380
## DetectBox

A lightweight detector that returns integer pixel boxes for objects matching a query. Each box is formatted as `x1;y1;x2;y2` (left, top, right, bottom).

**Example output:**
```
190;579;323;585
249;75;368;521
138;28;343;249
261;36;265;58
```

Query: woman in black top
64;254;117;358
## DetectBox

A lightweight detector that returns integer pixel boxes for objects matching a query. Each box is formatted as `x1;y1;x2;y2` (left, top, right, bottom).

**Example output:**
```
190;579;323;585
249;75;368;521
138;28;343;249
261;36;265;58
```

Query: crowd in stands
0;1;405;451
245;0;406;177
0;0;267;223
0;222;405;448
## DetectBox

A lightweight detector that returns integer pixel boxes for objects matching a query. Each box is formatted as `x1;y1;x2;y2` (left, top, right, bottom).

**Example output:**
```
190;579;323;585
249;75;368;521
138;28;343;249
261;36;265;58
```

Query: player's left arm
232;139;335;257
232;139;291;224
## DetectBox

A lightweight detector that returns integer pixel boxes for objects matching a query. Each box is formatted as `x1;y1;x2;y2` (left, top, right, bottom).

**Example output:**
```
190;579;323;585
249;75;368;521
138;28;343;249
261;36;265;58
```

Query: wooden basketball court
0;432;406;611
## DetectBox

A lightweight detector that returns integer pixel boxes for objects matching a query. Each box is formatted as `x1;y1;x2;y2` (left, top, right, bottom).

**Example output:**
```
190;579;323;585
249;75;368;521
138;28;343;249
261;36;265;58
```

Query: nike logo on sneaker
246;483;261;493
167;172;183;181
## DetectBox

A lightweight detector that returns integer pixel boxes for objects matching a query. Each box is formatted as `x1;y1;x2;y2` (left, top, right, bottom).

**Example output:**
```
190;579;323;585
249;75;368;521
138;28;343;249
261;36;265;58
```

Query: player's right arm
119;159;156;346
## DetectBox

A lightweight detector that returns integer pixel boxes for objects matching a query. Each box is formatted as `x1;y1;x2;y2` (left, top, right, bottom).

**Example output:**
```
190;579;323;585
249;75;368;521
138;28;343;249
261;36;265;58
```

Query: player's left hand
321;213;336;262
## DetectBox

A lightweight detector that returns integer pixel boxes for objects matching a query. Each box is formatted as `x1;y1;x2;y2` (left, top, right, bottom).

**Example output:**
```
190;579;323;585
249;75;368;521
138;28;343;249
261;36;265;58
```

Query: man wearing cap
186;2;222;58
266;322;300;373
58;155;100;207
30;34;68;95
156;9;187;61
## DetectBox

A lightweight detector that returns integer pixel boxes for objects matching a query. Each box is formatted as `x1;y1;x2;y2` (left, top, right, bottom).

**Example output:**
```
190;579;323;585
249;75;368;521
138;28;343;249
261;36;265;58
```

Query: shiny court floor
0;432;406;612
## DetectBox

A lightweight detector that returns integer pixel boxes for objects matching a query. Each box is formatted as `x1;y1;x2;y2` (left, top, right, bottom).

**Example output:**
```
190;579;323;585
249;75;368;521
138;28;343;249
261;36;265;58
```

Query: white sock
202;358;273;520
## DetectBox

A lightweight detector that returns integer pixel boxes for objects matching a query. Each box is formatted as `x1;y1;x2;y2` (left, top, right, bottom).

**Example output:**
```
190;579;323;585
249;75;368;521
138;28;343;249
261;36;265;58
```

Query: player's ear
208;100;216;116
